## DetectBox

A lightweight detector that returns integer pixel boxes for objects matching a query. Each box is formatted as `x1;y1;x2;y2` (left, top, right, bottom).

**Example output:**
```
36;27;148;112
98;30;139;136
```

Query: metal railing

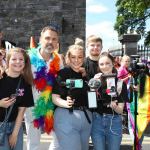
137;45;150;62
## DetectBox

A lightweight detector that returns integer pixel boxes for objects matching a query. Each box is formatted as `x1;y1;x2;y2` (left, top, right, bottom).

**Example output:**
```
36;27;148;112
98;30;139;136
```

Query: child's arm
9;107;26;149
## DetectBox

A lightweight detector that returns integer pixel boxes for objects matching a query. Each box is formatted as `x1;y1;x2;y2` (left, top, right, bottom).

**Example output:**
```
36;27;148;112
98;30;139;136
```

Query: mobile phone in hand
10;94;17;99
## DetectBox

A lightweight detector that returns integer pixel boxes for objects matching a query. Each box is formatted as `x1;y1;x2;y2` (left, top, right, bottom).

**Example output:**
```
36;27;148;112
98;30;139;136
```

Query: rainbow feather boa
29;47;60;134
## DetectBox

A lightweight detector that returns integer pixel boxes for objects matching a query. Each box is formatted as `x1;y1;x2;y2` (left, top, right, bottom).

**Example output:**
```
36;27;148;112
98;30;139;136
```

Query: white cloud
87;4;108;13
86;0;93;4
86;21;121;50
86;21;117;39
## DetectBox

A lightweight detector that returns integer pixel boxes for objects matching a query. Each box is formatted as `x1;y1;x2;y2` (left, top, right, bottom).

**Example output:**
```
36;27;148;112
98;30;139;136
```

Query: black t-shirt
52;67;90;107
0;73;34;122
95;78;129;115
83;57;99;80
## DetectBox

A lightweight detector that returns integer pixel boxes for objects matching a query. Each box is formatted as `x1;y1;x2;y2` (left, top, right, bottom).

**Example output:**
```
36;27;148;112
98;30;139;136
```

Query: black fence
137;45;150;62
109;45;150;62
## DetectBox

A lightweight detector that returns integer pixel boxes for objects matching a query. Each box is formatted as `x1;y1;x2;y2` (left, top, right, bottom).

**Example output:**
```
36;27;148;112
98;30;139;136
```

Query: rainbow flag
127;75;150;149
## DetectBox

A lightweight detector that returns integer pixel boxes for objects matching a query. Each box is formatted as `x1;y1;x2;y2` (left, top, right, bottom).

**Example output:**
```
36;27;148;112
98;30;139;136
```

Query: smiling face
8;51;25;75
66;45;84;72
99;55;113;74
86;35;103;58
121;56;130;68
88;41;102;57
40;29;59;54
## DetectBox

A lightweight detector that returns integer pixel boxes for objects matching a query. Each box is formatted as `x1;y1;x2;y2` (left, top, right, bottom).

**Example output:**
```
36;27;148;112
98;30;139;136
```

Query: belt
69;106;91;124
73;106;88;111
99;113;119;116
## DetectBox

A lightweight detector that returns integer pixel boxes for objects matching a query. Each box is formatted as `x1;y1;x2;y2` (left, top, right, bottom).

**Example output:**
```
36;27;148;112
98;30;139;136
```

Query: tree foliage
114;0;150;45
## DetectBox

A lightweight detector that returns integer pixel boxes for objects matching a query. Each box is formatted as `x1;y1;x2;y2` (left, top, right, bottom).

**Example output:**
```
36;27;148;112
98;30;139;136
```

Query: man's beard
44;44;55;54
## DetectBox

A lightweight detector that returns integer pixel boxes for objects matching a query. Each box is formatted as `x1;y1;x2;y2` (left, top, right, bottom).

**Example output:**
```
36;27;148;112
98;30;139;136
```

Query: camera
106;77;117;97
66;79;83;88
88;78;101;90
10;93;17;99
88;78;101;108
129;55;146;74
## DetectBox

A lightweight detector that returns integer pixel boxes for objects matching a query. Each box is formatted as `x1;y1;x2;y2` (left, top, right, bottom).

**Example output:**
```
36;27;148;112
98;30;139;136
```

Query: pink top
117;65;129;84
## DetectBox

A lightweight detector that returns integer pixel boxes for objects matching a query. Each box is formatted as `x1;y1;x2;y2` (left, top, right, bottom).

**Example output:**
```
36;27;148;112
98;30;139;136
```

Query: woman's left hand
109;100;124;114
79;67;86;77
109;100;118;110
9;132;18;149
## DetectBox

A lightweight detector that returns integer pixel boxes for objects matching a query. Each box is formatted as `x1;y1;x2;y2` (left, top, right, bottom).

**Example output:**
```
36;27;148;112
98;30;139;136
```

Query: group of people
0;25;149;150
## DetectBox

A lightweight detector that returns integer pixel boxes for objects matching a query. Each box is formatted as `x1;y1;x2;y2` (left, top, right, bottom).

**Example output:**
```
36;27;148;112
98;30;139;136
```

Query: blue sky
86;0;150;51
86;0;120;51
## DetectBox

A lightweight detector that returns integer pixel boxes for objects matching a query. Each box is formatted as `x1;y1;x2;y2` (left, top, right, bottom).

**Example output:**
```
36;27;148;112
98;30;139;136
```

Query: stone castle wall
0;0;85;53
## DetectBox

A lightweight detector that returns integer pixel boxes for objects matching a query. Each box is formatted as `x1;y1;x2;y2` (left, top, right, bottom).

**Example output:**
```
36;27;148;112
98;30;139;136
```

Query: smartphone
66;79;83;88
10;94;17;99
106;77;116;96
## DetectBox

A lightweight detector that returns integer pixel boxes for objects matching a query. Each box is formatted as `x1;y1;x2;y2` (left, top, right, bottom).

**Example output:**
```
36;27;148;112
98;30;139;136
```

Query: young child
0;47;34;150
91;52;129;150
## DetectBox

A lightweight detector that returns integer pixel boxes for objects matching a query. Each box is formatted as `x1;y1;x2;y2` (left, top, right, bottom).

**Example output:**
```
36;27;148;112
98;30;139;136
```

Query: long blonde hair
6;47;33;85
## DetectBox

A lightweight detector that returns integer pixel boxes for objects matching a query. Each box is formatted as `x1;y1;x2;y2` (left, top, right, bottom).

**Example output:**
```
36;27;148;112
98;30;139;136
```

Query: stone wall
0;0;85;53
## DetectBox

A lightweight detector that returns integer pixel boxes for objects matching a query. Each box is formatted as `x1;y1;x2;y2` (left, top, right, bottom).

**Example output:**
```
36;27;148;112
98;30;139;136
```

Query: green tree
114;0;150;45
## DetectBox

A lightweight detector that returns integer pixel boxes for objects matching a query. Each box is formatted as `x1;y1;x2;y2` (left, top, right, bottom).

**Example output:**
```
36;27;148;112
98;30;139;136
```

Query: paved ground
23;133;150;150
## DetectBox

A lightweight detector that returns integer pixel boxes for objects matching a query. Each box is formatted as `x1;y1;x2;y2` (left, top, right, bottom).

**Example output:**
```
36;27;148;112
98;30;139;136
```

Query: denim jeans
0;122;23;150
54;107;92;150
91;112;122;150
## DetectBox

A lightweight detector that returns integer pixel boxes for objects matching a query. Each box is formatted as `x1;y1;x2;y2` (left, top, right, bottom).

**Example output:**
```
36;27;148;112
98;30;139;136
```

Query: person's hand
128;74;131;79
108;100;118;110
133;85;139;91
65;96;75;108
0;97;16;108
94;73;102;79
9;132;18;149
79;67;86;77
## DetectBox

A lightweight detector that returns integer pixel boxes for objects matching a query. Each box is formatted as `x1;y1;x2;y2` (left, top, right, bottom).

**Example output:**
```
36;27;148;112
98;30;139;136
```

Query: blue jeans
91;112;122;150
0;122;23;150
54;107;92;150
